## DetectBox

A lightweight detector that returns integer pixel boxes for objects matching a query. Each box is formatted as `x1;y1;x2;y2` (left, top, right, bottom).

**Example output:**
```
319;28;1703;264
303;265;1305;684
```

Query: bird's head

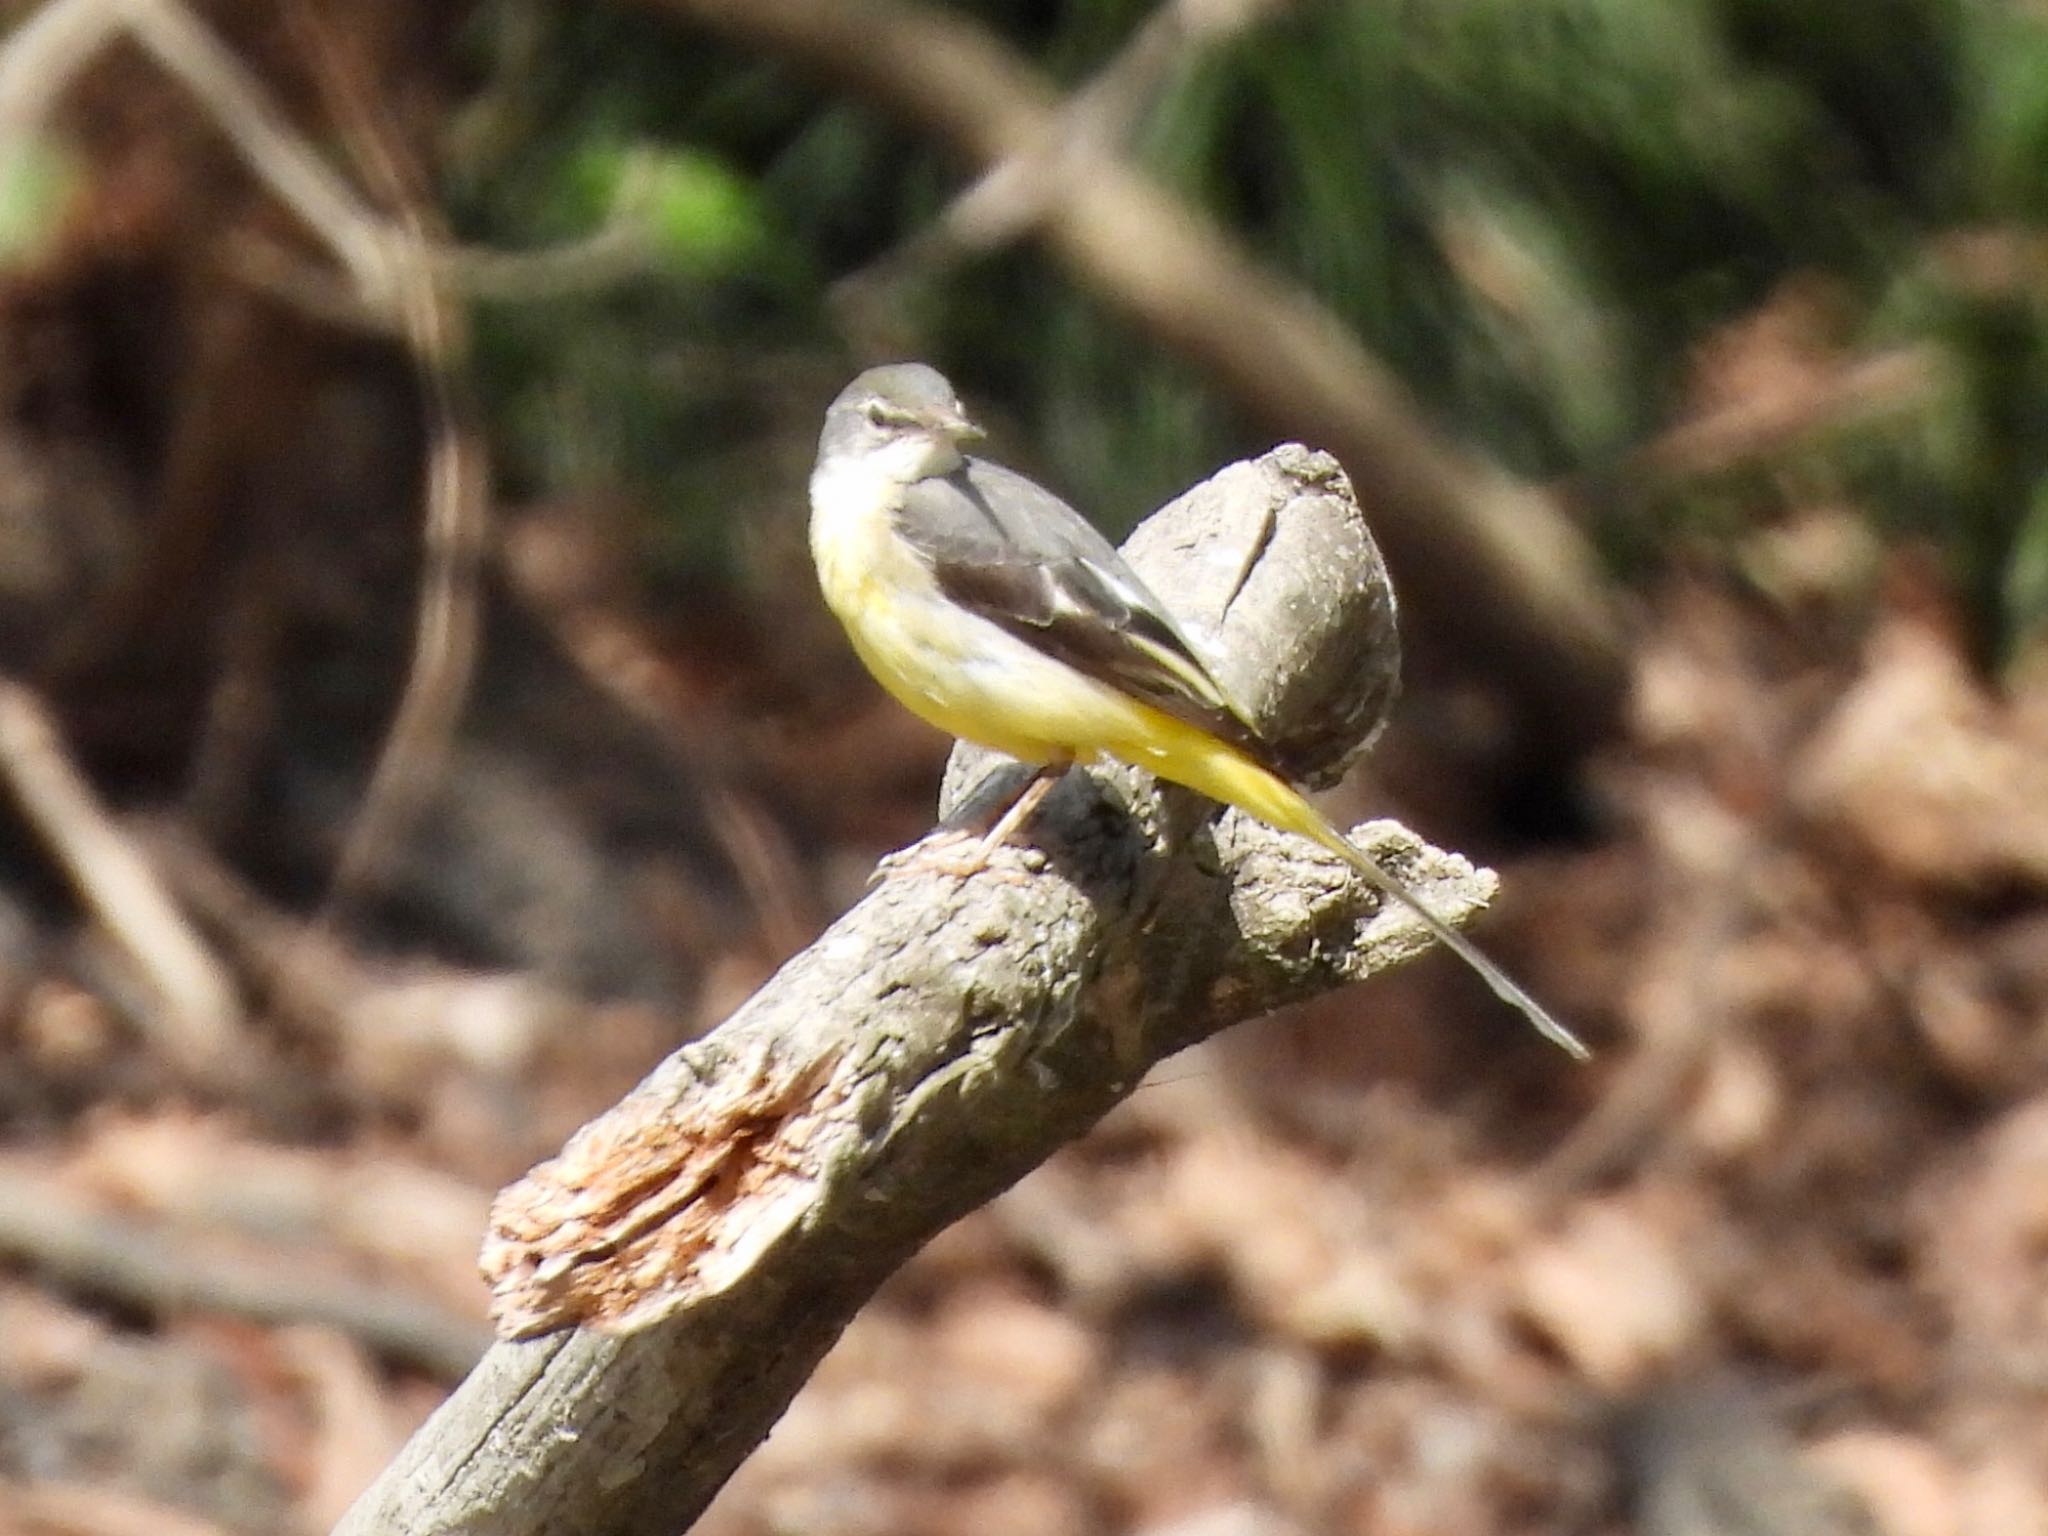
818;363;985;484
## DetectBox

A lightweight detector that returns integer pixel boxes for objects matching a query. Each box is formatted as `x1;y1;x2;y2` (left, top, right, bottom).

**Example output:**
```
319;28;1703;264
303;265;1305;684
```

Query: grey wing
896;459;1279;770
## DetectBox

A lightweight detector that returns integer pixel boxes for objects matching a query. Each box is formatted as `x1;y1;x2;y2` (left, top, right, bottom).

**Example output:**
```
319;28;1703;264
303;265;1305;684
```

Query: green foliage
444;4;827;575
1856;269;2048;649
589;144;768;276
2006;475;2048;643
446;0;2048;652
1961;0;2048;220
0;137;77;266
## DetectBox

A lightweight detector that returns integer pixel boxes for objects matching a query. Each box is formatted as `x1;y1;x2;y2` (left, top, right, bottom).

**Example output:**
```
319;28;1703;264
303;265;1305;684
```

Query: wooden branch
332;446;1529;1536
635;0;1627;762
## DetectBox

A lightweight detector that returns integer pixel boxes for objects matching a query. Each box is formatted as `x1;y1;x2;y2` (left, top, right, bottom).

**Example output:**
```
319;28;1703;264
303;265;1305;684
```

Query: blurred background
0;0;2046;1531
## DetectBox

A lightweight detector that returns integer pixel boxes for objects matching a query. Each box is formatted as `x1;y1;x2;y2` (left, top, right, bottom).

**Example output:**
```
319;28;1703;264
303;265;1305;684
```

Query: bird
807;361;1586;1058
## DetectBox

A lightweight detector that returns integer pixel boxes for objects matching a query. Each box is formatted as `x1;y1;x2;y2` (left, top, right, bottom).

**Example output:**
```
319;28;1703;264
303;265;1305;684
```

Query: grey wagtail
808;362;1587;1058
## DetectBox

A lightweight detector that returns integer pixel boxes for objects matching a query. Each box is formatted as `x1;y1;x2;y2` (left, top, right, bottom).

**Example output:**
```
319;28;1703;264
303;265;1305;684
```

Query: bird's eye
863;403;890;427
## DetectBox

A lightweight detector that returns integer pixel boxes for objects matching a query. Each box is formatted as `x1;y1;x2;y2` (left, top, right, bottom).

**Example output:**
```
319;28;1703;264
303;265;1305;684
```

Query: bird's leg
878;763;1065;883
963;767;1060;866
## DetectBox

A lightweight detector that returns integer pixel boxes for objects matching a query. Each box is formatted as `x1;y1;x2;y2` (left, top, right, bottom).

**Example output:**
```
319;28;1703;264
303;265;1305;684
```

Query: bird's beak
926;406;985;443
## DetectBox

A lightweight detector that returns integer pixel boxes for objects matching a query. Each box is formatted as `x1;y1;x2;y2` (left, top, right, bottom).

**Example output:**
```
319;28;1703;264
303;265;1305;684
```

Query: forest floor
3;508;2047;1536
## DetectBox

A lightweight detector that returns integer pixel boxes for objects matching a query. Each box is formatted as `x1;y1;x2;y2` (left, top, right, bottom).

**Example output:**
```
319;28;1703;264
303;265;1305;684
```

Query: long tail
1114;713;1591;1060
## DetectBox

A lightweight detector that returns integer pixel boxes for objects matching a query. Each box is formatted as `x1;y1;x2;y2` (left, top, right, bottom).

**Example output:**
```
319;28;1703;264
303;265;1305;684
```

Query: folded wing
898;459;1280;772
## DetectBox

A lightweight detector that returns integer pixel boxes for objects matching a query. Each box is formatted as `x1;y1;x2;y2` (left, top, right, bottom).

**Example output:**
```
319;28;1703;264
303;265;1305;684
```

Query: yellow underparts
809;459;1344;853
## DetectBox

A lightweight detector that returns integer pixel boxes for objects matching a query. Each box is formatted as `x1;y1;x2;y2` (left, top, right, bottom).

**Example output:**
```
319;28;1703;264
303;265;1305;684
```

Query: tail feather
1308;823;1590;1059
1118;713;1589;1059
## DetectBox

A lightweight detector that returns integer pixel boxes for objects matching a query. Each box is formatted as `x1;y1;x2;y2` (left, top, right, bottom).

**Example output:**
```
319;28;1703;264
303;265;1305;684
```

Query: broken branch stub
340;445;1496;1536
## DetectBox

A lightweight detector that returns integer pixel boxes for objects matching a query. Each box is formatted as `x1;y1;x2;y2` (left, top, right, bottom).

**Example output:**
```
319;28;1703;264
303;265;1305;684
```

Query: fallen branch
334;445;1543;1536
0;1161;490;1379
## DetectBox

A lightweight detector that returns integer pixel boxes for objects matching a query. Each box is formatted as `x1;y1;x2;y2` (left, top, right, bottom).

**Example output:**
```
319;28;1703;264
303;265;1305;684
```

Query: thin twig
503;510;818;960
0;0;126;138
218;213;658;335
440;219;655;303
312;18;491;914
0;676;245;1079
0;0;654;912
321;264;488;910
835;0;1288;323
115;0;395;299
110;0;490;909
0;0;666;319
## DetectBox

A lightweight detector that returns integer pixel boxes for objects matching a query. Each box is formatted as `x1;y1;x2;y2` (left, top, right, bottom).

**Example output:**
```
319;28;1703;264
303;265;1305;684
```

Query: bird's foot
869;769;1062;888
871;827;1041;887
